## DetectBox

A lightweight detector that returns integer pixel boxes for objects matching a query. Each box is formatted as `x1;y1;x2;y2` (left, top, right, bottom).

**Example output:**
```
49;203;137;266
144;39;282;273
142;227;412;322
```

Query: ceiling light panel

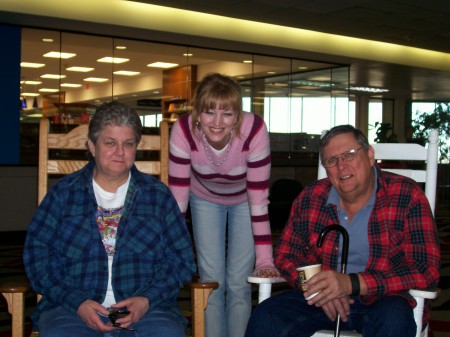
113;70;141;76
44;51;76;59
66;66;94;72
147;62;178;68
39;88;59;92
41;74;66;79
60;83;82;88
23;81;42;85
97;57;129;64
84;77;109;82
21;62;45;68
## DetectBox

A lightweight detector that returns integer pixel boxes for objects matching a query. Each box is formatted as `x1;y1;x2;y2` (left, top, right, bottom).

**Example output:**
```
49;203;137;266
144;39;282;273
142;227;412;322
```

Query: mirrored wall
19;28;351;164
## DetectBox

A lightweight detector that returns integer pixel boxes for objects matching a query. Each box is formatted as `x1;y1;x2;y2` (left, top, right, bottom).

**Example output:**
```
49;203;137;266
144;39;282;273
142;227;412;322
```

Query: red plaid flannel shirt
275;165;440;325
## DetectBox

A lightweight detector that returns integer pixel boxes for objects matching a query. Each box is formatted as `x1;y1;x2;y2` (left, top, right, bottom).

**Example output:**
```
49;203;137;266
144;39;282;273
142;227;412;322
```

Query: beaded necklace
202;130;233;166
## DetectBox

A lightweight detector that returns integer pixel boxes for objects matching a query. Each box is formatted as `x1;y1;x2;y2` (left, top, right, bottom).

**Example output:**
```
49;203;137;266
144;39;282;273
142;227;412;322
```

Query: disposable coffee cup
296;264;322;300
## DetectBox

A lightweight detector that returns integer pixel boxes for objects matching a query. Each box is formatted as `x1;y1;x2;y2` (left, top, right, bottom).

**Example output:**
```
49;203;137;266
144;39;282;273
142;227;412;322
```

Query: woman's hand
252;267;281;278
77;300;115;332
110;296;149;328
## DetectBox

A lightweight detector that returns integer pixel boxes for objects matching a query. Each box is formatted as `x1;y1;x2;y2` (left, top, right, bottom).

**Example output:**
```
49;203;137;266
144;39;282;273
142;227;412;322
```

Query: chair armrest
189;281;218;337
0;280;30;337
409;288;439;300
247;276;287;304
247;276;286;284
409;288;439;337
0;280;29;313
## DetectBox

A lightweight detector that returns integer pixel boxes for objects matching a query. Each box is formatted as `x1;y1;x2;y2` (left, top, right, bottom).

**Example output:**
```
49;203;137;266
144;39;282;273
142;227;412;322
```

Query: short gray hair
319;125;369;161
88;101;142;144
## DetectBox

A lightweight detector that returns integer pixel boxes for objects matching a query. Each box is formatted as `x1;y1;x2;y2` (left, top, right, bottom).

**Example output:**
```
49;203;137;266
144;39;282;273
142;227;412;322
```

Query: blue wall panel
0;25;21;164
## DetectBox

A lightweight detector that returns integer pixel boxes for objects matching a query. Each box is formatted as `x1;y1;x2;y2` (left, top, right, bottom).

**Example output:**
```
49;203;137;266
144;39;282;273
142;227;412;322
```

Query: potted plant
410;103;450;163
372;122;398;143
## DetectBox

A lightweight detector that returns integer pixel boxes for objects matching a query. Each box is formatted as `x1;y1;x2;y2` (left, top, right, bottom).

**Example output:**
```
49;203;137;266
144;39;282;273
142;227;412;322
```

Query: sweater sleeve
168;117;193;216
245;115;276;271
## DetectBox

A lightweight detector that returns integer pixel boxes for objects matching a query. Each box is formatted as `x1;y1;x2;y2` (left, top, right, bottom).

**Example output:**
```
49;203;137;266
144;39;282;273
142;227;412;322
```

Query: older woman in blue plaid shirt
23;101;196;337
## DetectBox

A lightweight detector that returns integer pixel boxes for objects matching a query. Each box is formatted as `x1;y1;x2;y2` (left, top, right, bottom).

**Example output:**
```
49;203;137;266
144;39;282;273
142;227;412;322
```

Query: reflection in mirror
112;40;190;127
188;47;254;81
252;55;292;131
19;27;349;165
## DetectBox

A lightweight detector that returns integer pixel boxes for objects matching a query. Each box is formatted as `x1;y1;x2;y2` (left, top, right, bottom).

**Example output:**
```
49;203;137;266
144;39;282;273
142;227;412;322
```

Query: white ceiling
10;0;450;103
132;0;450;54
127;0;450;101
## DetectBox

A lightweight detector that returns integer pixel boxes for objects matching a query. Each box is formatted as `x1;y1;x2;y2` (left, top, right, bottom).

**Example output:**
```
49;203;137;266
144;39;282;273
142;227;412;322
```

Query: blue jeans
189;193;255;337
244;290;416;337
39;305;186;337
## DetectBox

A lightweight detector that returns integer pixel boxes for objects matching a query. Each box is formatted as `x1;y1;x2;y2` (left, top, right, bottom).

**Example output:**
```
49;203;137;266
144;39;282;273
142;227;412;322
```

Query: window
19;27;349;164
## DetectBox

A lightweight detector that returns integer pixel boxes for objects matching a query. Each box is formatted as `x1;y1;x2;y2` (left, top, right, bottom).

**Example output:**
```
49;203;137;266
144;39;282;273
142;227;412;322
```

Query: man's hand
320;297;353;321
303;270;355;321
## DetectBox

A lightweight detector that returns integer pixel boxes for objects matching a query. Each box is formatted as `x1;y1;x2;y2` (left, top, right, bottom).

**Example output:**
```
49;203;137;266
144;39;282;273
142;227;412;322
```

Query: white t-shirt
93;173;130;308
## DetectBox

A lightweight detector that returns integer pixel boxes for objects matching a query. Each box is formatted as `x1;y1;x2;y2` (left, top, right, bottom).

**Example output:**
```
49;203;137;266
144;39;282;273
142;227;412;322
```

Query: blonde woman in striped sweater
169;73;279;337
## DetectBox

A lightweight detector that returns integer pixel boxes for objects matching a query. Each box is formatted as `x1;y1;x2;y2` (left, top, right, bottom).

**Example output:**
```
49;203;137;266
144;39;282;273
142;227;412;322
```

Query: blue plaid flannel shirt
24;161;196;328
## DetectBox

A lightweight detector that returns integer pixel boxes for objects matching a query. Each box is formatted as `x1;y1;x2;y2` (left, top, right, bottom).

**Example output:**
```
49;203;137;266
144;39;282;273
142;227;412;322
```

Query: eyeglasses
321;147;364;168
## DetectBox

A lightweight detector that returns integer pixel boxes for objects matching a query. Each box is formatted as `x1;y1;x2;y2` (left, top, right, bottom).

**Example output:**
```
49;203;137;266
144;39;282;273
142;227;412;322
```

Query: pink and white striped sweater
168;112;275;271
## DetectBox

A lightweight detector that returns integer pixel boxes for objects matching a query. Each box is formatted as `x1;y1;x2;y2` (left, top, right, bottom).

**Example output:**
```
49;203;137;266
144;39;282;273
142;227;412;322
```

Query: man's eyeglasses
321;147;364;168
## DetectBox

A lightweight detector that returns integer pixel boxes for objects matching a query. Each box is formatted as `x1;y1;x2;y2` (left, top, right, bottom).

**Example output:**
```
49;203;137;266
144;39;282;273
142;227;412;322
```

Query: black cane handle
317;224;350;337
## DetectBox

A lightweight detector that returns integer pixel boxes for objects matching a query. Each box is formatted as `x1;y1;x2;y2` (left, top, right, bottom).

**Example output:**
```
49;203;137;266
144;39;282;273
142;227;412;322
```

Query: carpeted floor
1;201;449;336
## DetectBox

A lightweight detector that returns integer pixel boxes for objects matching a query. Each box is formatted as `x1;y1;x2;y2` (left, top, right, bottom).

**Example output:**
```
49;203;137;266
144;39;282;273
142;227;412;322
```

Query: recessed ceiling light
113;70;141;76
66;66;94;72
298;66;308;70
309;76;331;81
269;83;289;87
97;57;129;64
24;81;42;85
26;113;43;118
41;74;66;79
39;88;59;93
183;53;193;57
115;45;127;50
21;93;40;97
147;62;178;68
267;71;276;74
44;51;76;59
259;90;281;95
60;83;82;88
21;62;45;68
349;86;389;93
243;60;252;64
42;38;54;43
84;77;109;82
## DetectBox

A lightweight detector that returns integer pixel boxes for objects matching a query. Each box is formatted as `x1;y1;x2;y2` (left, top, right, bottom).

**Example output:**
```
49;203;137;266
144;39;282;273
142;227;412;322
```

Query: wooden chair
0;117;217;337
249;129;440;337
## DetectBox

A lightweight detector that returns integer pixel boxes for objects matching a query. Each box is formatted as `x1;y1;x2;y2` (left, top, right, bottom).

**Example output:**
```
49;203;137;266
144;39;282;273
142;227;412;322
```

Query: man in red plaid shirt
245;125;440;337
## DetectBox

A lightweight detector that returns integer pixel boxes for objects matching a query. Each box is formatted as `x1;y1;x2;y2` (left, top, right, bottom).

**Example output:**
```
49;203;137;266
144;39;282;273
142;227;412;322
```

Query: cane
317;225;349;337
